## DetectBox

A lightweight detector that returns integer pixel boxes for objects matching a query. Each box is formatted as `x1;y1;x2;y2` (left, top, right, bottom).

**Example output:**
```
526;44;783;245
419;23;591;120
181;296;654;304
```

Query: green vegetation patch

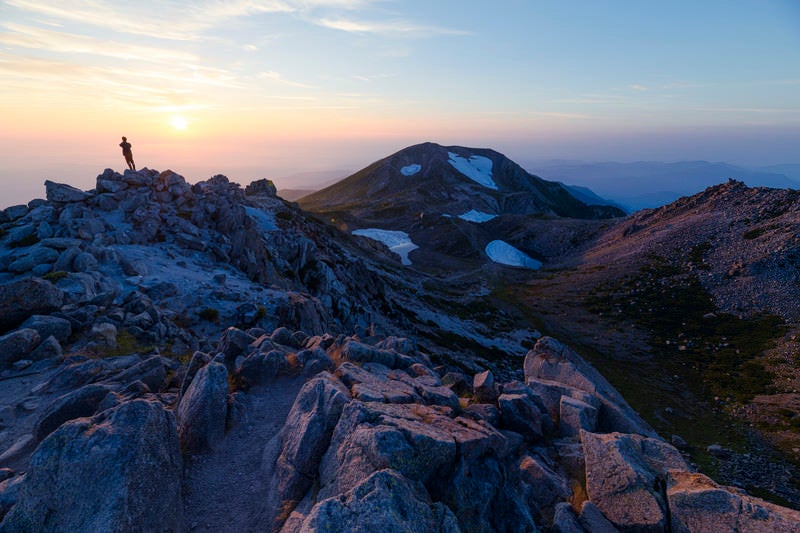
586;255;784;402
43;270;68;283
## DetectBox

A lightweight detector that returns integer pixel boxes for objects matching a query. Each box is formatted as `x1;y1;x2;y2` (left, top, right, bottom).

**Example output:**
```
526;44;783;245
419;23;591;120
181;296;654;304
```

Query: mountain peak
299;142;624;270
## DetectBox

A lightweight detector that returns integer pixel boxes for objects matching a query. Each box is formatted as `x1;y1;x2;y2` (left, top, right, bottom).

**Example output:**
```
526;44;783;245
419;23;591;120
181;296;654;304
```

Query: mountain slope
512;179;800;502
299;142;624;270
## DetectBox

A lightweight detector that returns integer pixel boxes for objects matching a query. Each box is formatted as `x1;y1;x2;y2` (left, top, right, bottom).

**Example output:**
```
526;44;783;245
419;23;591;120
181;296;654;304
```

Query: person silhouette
120;136;136;171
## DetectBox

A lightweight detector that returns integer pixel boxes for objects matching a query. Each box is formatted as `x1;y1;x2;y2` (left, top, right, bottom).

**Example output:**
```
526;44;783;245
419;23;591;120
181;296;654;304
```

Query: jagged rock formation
3;326;798;532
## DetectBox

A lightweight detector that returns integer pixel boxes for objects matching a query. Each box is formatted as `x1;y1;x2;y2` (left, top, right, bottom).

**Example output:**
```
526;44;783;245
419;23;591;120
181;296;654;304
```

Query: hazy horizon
2;1;799;208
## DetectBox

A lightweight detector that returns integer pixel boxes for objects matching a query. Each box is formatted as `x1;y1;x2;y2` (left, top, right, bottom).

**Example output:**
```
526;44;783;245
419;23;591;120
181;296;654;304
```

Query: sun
170;116;188;131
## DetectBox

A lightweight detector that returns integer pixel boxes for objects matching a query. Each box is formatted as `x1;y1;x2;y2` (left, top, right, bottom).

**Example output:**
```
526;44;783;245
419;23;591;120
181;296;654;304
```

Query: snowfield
485;240;542;269
457;209;497;223
401;164;422;176
352;228;419;265
448;152;497;190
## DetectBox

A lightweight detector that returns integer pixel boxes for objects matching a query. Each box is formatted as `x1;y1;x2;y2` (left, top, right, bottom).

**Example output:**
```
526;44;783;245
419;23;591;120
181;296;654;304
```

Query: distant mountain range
525;159;799;211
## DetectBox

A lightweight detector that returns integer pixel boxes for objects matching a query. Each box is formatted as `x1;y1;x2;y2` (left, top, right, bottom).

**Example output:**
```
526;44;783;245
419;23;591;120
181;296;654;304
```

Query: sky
1;0;799;207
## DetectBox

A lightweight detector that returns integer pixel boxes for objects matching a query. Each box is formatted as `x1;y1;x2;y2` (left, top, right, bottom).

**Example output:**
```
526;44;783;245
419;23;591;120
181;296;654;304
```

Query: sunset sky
1;0;799;207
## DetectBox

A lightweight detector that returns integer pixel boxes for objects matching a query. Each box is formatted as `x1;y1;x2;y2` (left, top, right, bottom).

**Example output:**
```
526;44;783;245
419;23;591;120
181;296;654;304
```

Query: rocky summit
1;162;799;532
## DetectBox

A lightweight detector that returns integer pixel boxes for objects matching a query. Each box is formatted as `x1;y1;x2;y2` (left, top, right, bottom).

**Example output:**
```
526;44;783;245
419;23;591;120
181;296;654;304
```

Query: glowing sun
170;116;188;130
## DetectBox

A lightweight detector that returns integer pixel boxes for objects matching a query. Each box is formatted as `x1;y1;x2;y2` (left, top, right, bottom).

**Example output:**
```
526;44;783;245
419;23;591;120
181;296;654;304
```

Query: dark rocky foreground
2;328;799;532
1;168;799;531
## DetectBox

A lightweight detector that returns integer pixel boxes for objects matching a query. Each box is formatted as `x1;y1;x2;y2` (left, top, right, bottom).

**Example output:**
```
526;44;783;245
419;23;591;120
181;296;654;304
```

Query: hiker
120;136;136;171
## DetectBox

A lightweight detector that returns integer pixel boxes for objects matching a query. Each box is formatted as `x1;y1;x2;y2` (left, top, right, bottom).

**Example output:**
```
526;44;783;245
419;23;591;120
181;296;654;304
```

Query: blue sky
1;0;799;205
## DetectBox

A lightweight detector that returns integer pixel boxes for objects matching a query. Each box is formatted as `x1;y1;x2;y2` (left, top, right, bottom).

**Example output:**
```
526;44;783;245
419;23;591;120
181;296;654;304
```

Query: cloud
0;23;199;63
5;0;294;41
315;16;470;36
5;0;466;42
257;70;316;89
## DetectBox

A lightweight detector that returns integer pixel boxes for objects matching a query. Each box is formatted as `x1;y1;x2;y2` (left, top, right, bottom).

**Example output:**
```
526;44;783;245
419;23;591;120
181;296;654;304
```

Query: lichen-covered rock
175;362;229;453
19;315;71;343
0;329;41;369
559;396;598;438
581;430;689;532
0;278;64;333
525;337;656;437
667;470;800;533
298;469;460;533
498;392;544;442
473;369;498;403
267;373;350;529
34;383;115;441
0;400;182;533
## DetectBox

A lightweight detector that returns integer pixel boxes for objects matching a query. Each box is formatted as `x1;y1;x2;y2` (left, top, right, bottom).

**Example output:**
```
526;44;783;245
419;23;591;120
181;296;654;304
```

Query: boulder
581;430;689;532
91;322;117;347
340;339;398;368
245;178;277;197
518;453;571;515
559;396;598;438
0;278;64;332
0;475;25;523
45;180;93;203
335;362;420;404
299;469;460;533
267;374;350;528
218;327;257;366
0;400;183;532
525;337;656;437
0;329;41;369
318;400;506;504
7;245;59;273
473;369;498;403
578;501;619;532
498;393;544;442
113;355;169;392
34;384;115;441
667;470;800;532
27;335;62;361
20;315;72;343
175;362;229;453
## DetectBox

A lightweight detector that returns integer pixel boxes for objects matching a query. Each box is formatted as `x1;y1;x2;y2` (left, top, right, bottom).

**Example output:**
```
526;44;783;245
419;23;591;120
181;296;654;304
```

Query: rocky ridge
0;169;798;531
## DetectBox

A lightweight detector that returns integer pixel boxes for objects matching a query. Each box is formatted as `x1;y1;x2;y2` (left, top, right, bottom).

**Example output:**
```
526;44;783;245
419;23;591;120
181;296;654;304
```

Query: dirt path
182;376;305;532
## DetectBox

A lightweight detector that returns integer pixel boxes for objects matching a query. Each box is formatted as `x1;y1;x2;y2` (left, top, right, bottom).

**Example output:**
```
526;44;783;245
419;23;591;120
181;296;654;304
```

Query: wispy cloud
0;23;199;63
5;0;467;41
315;17;470;36
5;0;294;41
257;70;316;89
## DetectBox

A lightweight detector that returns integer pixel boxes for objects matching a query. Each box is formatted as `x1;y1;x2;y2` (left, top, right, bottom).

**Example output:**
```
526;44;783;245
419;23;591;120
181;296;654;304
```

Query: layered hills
0;146;799;531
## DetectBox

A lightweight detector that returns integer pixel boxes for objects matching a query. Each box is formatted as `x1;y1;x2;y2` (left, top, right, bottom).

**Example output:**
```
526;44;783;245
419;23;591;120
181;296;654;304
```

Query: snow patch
458;209;497;223
448;152;497;190
353;228;419;265
401;164;421;176
485;240;542;270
